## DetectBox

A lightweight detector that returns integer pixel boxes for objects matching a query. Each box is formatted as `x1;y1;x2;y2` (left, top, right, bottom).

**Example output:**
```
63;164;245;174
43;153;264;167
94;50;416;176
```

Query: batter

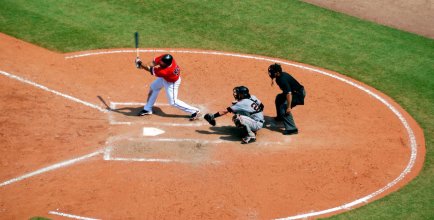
135;54;200;120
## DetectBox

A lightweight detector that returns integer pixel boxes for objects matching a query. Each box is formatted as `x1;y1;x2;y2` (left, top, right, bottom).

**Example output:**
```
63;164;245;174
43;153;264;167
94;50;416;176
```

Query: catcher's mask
233;86;251;100
268;63;282;79
160;54;173;66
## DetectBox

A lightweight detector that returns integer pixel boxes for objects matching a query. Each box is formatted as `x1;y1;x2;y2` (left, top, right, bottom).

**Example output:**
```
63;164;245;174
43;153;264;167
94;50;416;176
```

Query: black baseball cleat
241;136;256;144
283;129;298;135
137;109;152;116
189;111;200;121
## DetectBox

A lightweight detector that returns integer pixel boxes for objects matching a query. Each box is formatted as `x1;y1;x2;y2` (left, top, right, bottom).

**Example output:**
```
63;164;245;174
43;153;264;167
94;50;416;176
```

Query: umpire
268;63;306;135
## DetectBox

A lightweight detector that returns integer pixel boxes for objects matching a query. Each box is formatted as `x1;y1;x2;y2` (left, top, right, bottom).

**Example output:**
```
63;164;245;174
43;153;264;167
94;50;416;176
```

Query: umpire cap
268;63;282;78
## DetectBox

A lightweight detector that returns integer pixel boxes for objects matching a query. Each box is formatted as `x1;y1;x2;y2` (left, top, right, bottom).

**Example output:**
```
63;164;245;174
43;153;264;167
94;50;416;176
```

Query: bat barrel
134;32;139;48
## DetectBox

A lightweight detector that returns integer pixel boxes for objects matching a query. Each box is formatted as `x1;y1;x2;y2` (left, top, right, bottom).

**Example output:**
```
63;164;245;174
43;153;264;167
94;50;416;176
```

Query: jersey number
173;66;180;76
251;102;263;112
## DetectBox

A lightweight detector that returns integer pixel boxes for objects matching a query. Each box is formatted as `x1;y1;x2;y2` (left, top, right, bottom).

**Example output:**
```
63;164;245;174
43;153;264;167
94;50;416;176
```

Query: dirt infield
303;0;434;39
0;33;425;219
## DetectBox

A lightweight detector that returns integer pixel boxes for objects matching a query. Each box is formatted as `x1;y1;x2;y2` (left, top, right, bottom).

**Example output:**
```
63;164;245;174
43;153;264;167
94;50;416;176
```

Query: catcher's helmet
233;86;251;100
161;54;173;66
268;63;282;78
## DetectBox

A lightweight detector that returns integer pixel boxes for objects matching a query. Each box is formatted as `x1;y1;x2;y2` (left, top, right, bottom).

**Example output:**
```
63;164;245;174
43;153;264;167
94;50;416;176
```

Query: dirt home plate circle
0;35;425;219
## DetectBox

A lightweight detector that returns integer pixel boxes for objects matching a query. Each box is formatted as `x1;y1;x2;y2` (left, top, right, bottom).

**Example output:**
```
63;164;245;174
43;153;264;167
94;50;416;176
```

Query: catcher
204;86;264;144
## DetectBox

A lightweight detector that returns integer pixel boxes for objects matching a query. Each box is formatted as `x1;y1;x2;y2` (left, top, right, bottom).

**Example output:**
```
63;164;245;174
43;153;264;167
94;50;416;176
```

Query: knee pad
232;114;244;128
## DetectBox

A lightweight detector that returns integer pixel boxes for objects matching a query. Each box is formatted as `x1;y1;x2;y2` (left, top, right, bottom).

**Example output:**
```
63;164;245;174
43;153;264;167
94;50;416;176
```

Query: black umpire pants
275;88;306;131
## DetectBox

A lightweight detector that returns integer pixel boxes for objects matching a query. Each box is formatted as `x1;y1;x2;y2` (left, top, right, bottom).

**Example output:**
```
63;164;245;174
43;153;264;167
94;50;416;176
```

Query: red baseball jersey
152;54;180;82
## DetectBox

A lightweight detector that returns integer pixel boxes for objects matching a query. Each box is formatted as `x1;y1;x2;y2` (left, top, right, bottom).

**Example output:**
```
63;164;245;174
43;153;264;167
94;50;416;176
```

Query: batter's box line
102;145;220;164
123;137;290;146
131;138;291;146
0;150;103;188
108;101;208;126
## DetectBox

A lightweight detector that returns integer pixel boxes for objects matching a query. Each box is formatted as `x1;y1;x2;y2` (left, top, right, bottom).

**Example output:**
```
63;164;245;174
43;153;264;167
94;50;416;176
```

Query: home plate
143;127;165;136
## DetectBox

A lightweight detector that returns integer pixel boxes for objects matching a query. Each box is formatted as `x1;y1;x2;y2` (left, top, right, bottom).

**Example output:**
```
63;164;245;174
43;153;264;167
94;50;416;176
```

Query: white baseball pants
237;115;263;138
143;77;199;114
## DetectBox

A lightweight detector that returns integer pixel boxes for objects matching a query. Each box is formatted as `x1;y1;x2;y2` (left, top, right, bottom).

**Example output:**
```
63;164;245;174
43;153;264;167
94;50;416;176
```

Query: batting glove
135;58;142;69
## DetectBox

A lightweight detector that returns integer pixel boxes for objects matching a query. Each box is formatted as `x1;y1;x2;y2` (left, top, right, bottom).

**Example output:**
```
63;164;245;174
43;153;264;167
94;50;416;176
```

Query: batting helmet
233;86;251;100
268;63;282;78
161;54;173;66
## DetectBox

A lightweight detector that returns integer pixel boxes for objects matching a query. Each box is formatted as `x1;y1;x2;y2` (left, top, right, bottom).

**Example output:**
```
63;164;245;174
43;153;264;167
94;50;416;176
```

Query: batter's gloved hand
204;113;216;126
135;57;142;69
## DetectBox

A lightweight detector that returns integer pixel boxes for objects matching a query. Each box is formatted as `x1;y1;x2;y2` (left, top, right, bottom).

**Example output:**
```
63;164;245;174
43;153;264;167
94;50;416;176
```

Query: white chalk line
108;157;187;163
124;137;288;146
103;146;113;160
0;150;103;187
49;211;100;220
0;70;108;113
66;49;419;219
103;136;289;163
104;136;289;164
127;137;225;144
104;138;290;163
103;145;202;163
110;120;208;127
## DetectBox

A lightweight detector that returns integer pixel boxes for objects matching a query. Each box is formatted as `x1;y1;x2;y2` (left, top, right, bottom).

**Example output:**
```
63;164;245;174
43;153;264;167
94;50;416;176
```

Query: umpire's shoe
283;129;298;135
137;109;152;116
241;136;256;144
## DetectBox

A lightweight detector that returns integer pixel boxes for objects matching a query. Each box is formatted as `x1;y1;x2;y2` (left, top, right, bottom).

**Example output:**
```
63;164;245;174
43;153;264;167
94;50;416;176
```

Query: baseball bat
134;31;139;58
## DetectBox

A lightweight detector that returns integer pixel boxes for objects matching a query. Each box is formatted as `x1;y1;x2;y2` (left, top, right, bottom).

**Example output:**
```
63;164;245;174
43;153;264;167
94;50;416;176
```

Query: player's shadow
97;96;189;118
96;96;138;116
195;116;284;141
152;107;191;119
107;106;190;118
196;126;244;142
106;106;143;116
262;115;285;133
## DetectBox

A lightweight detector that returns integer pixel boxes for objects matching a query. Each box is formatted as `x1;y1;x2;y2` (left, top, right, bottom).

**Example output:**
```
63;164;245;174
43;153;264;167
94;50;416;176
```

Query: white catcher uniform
229;95;264;138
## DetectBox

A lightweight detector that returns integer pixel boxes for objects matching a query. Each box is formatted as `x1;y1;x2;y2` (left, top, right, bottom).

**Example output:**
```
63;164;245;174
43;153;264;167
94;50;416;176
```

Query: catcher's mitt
204;113;216;126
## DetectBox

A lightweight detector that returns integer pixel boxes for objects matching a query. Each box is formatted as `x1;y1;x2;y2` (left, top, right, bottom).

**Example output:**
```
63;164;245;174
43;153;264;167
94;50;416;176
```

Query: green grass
29;217;51;220
1;0;433;219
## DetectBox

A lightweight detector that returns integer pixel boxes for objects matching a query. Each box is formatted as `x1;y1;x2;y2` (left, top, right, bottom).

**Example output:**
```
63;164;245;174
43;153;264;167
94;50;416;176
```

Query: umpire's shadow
196;126;244;142
263;115;285;133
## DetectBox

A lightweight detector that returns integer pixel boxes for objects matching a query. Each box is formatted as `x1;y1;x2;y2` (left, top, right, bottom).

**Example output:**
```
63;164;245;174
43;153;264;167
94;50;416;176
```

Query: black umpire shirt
276;72;303;94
